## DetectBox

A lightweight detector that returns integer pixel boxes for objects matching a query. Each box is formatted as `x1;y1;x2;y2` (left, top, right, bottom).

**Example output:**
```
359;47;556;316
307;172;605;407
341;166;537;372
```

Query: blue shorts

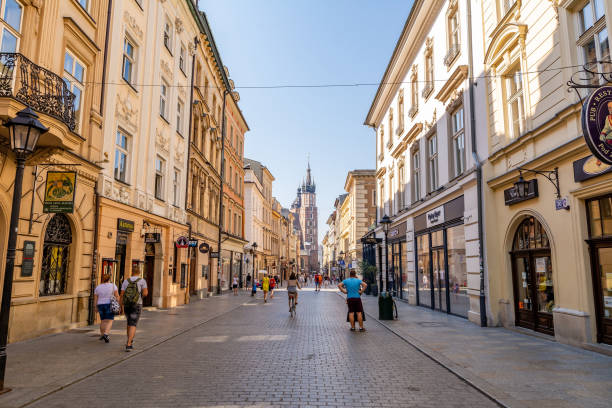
98;303;114;320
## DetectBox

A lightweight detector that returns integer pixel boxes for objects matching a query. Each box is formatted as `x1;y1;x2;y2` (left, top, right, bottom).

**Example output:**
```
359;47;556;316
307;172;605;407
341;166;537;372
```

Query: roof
344;169;376;191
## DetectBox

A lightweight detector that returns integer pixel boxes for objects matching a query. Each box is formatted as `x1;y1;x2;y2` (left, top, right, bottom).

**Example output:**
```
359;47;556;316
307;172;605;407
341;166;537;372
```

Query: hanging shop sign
144;232;161;243
175;236;189;248
504;179;538;206
573;155;612;182
582;86;612;165
188;239;199;248
43;171;77;213
199;242;210;254
117;218;135;232
388;221;407;240
210;251;219;258
426;206;445;228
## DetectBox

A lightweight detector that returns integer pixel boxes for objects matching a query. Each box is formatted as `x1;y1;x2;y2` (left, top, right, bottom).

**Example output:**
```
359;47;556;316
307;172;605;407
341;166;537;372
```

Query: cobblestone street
19;290;495;408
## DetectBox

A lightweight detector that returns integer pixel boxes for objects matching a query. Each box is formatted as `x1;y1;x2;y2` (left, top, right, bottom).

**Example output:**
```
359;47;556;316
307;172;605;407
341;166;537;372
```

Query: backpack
123;277;142;307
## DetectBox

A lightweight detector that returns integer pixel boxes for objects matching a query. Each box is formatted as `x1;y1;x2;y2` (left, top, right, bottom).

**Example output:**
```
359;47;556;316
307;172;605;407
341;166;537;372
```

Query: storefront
388;221;408;300
414;196;468;318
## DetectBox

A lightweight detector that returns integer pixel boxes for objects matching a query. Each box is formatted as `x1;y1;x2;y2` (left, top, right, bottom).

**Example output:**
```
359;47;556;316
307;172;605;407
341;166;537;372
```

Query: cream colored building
482;0;612;349
0;0;109;342
365;0;487;323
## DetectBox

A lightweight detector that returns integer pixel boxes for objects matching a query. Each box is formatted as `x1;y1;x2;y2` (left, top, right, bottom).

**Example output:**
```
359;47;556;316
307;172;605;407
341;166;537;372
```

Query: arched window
512;216;549;251
40;214;72;296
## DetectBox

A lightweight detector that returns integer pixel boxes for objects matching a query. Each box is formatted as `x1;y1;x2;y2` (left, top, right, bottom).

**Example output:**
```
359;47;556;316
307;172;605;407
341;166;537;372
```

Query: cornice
435;65;468;104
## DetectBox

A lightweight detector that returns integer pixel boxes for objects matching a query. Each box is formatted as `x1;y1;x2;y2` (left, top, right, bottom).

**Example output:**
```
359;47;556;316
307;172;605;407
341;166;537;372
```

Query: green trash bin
378;292;394;320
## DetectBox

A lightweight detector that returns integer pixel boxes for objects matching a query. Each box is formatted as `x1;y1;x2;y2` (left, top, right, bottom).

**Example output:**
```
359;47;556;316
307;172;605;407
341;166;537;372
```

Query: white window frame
428;134;439;192
122;37;135;84
63;50;85;132
163;20;173;53
155;156;165;200
173;168;180;206
114;129;130;183
451;106;465;177
504;64;525;140
160;80;168;119
0;0;23;53
412;149;421;202
177;99;184;135
179;43;186;73
576;0;609;83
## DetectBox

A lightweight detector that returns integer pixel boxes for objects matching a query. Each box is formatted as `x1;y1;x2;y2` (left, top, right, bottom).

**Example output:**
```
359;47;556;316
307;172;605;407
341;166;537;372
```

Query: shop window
416;234;430;307
40;214;72;296
447;225;468;317
63;51;85;133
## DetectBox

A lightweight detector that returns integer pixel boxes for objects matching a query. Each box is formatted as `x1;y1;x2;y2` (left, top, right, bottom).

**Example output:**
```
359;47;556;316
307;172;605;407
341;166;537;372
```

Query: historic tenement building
290;163;319;274
0;0;109;341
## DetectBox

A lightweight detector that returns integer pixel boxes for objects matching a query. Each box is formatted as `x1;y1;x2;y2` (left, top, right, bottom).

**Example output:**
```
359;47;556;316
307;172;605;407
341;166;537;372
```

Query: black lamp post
380;215;391;294
0;107;48;393
251;242;258;281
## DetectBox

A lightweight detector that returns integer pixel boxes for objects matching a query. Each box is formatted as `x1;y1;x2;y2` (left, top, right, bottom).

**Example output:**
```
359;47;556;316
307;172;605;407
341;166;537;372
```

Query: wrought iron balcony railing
0;53;76;132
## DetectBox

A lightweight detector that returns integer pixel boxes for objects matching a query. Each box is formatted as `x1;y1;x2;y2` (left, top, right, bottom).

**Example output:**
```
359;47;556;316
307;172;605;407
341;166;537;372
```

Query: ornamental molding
123;11;143;40
175;17;184;33
116;93;139;133
156;128;169;153
424;109;437;131
435;65;468;104
160;59;173;79
174;138;185;165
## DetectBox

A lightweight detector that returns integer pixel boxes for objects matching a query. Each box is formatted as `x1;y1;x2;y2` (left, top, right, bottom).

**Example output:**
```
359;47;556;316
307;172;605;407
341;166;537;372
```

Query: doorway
190;247;197;296
143;243;155;307
589;244;612;344
115;234;127;290
432;248;446;312
510;217;554;335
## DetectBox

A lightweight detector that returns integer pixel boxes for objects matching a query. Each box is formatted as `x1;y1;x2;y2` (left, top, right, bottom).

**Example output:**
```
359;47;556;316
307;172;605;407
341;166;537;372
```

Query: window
388;174;394;214
163;21;172;52
412;150;421;201
378;126;384;159
40;214;72;296
423;44;434;98
63;51;85;132
410;69;418;117
398;89;405;134
445;6;460;67
77;0;88;11
114;129;129;182
160;80;168;119
451;106;465;177
398;165;405;210
0;0;22;52
173;168;180;206
577;0;609;80
387;109;394;146
428;134;438;192
155;156;165;200
122;38;135;84
179;44;186;73
504;65;525;139
176;100;184;134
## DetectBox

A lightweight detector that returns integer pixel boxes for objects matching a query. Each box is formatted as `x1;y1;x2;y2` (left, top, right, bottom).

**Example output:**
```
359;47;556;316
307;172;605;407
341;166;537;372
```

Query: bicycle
289;294;297;318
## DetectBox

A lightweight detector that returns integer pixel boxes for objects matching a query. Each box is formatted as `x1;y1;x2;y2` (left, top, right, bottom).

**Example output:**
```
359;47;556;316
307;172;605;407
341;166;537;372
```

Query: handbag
109;284;121;314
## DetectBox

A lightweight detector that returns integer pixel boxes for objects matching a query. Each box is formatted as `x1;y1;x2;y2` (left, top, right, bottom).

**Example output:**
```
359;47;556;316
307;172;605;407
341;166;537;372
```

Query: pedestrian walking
262;273;270;303
269;276;276;299
120;267;148;352
338;269;367;332
246;274;252;292
93;273;119;343
232;276;239;295
251;277;257;297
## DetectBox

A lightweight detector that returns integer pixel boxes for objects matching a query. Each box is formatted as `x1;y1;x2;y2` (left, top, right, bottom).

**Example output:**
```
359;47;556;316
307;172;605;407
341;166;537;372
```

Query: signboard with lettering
117;218;135;232
426;206;445;228
43;171;77;213
198;242;210;254
573;155;612;182
144;232;160;243
175;236;189;248
210;251;219;258
582;86;612;165
116;232;128;245
188;239;198;248
504;179;538;206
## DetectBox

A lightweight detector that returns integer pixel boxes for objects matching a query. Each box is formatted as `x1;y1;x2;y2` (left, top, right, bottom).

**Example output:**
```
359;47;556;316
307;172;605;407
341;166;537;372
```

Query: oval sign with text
583;86;612;165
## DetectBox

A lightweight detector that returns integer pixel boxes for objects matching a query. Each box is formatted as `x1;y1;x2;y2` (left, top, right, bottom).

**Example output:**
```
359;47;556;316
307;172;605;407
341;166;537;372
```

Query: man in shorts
120;267;148;351
338;269;367;332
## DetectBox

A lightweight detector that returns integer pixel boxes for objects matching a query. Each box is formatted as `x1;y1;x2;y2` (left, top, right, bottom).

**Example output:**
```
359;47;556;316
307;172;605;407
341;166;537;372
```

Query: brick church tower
291;161;319;273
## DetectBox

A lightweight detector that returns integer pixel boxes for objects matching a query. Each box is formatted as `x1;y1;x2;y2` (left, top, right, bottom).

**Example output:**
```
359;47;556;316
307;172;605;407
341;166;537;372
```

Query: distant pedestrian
338;269;367;332
94;273;119;343
120;267;148;352
246;274;252;292
275;275;280;288
270;276;276;299
232;276;239;295
251;278;257;297
262;274;270;303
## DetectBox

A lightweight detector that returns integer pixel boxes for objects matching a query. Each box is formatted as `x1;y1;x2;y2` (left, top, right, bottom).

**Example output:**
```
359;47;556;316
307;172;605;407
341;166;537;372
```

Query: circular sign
175;236;189;248
198;242;209;254
582;86;612;165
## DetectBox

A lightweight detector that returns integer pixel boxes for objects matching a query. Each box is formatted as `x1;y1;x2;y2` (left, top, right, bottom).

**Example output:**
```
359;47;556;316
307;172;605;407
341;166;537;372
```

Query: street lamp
0;107;48;393
251;242;258;282
380;214;391;294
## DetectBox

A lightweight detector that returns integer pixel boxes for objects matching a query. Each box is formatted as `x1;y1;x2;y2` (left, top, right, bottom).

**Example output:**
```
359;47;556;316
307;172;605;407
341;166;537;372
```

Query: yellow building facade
0;0;108;341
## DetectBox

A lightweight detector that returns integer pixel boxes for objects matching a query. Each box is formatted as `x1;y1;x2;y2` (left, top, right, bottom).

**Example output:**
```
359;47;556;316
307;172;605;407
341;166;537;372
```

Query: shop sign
116;231;128;245
21;241;35;277
43;171;77;213
188;239;199;248
582;86;612;165
555;197;570;211
117;218;135;232
175;236;189;248
199;242;210;254
144;232;160;243
573;155;612;182
426;206;445;228
210;251;219;258
504;179;538;206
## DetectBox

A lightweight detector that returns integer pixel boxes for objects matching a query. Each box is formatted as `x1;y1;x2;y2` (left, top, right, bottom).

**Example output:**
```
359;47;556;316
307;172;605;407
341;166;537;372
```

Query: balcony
421;82;434;99
0;53;76;132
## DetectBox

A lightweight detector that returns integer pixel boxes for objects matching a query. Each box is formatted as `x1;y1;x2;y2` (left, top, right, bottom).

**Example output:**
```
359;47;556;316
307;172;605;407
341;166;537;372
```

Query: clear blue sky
199;1;413;244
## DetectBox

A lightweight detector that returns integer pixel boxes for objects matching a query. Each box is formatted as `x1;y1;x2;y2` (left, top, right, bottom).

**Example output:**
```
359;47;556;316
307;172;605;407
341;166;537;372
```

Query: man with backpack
120;267;148;352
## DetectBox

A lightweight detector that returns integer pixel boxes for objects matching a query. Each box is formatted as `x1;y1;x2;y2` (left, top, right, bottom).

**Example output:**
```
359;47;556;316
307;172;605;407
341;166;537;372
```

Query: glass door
593;245;612;344
513;255;534;330
432;248;446;311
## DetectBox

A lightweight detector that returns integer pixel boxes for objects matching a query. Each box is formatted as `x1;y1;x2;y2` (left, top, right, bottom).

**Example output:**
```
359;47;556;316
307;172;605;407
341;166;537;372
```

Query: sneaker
350;327;356;331
103;334;110;343
125;344;133;352
99;335;105;341
359;328;366;332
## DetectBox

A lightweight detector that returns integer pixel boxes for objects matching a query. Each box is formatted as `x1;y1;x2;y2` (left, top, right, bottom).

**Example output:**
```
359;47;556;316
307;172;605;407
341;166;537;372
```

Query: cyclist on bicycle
287;272;301;312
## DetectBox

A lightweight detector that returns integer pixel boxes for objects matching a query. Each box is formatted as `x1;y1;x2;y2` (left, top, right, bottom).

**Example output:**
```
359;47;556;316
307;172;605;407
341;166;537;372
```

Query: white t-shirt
121;276;148;305
94;282;118;305
232;277;238;285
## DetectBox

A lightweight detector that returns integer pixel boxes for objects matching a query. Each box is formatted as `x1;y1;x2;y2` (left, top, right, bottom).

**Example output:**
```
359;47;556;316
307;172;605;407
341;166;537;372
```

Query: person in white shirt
93;274;119;343
232;276;239;295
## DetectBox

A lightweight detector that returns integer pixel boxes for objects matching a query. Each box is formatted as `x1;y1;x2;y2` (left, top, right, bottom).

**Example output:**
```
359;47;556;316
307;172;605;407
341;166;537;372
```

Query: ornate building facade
291;163;319;274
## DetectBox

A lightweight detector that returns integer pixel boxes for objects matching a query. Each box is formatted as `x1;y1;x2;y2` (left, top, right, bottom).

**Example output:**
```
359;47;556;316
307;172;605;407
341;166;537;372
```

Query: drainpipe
88;181;100;325
467;0;487;327
99;0;113;113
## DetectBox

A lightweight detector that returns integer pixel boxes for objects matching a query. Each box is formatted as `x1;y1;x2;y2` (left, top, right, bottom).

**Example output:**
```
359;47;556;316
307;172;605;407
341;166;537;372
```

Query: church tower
290;160;319;273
